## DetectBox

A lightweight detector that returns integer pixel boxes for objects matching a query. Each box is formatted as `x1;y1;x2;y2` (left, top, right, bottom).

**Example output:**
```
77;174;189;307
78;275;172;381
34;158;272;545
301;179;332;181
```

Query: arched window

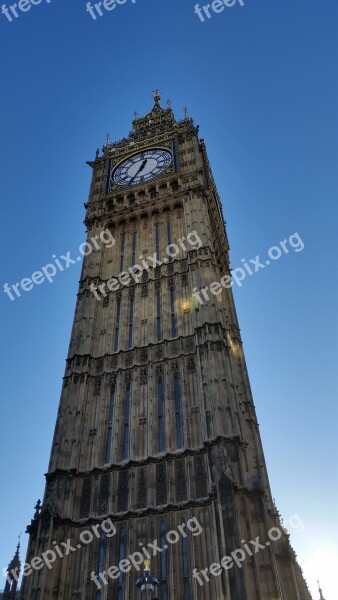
156;291;162;341
105;427;112;464
132;231;137;266
118;528;125;584
128;296;134;348
97;533;106;589
158;376;164;452
108;388;115;422
160;520;168;600
114;300;121;352
155;222;160;260
117;587;123;600
181;519;190;599
105;388;115;463
123;387;131;459
174;373;182;448
170;288;177;337
167;221;172;263
120;233;125;272
171;180;179;192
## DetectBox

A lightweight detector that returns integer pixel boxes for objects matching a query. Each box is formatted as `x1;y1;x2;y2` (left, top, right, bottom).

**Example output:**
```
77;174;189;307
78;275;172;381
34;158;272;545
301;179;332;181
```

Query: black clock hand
129;159;147;183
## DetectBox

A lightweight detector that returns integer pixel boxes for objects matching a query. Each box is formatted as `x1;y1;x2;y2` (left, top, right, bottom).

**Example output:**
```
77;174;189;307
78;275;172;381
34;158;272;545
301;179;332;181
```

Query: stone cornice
41;494;216;529
64;322;233;375
46;434;244;481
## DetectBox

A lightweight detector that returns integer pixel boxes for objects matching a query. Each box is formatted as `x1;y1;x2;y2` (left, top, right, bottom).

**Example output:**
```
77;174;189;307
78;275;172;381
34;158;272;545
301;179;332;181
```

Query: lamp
136;559;160;600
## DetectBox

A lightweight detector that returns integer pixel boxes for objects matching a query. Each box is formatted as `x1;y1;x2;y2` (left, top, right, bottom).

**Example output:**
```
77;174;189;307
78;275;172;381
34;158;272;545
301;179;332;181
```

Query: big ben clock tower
19;92;312;600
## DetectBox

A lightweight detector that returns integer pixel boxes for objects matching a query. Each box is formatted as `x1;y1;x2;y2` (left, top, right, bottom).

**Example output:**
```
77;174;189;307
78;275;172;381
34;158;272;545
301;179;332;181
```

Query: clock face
112;148;173;187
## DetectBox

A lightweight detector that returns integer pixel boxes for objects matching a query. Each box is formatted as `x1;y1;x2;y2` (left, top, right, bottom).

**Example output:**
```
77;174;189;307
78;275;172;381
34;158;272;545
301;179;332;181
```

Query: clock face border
111;147;173;188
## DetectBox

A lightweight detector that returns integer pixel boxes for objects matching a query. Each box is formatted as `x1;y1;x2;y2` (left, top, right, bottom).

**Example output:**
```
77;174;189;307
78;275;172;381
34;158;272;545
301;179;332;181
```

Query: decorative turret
3;538;21;599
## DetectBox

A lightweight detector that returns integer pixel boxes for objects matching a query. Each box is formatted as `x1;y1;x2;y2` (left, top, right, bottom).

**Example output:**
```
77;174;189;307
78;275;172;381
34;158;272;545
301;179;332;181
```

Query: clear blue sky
0;0;337;598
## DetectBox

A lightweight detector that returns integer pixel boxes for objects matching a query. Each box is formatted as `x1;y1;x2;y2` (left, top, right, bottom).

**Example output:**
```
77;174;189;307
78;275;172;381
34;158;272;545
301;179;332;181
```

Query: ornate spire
3;537;21;599
131;90;176;138
151;89;163;113
8;535;21;572
318;580;325;600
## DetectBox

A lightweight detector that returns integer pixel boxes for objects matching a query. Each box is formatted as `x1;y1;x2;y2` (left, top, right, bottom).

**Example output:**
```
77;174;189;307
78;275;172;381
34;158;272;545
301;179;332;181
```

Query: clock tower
20;92;312;600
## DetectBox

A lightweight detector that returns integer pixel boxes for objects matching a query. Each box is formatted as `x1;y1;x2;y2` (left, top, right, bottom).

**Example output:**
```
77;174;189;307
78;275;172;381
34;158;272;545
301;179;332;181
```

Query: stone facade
19;94;312;599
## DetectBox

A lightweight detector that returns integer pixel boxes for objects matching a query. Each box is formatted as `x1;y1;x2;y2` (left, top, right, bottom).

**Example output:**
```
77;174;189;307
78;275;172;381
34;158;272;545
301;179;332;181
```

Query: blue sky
0;0;337;598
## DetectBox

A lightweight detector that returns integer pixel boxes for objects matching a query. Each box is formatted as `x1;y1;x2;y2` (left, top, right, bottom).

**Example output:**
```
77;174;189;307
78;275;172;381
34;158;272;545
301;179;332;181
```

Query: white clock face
112;148;172;187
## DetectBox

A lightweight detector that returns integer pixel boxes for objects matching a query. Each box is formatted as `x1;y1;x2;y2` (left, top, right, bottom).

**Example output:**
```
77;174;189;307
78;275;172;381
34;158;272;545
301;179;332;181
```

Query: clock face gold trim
112;148;173;187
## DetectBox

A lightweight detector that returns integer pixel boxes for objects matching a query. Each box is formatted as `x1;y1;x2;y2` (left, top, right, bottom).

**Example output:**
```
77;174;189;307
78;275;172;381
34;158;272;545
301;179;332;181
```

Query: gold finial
144;559;151;571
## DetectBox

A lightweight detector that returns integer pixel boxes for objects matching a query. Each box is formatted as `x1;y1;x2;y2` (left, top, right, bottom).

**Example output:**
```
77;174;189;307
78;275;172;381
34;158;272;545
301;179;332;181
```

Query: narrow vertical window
105;428;112;464
114;300;121;352
120;233;125;272
174;373;182;448
108;388;115;422
117;589;123;600
123;387;131;459
170;288;177;337
156;291;161;341
155;222;160;261
118;528;125;584
128;296;134;348
105;389;115;463
167;221;172;262
181;518;190;600
160;521;168;600
158;376;164;452
96;533;106;591
132;231;137;267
